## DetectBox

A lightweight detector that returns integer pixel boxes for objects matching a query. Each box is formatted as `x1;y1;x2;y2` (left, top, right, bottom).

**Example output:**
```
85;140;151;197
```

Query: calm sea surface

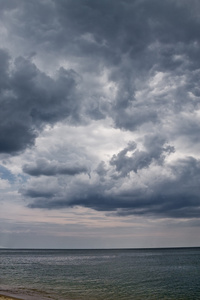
0;248;200;300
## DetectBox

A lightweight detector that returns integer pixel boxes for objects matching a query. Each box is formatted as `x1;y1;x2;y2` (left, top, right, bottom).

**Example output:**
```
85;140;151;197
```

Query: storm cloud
23;158;88;176
25;145;200;219
0;49;81;153
1;0;200;225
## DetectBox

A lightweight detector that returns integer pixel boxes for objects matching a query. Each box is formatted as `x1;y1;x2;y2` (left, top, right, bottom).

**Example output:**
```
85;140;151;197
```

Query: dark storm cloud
0;50;80;154
1;0;200;221
24;139;199;219
26;155;200;219
53;0;200;57
24;189;55;199
51;0;200;131
110;137;174;177
1;0;200;149
23;158;88;177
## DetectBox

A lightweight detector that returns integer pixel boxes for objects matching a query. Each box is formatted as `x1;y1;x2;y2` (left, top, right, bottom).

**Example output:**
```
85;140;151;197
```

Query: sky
0;0;200;249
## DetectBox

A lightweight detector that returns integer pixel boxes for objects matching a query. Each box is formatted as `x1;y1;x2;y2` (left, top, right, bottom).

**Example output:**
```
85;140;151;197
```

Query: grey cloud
1;0;200;223
1;0;200;146
53;0;199;58
26;156;200;219
0;49;10;91
0;51;80;154
23;158;88;177
2;0;200;73
95;161;108;178
24;189;55;199
113;107;158;132
0;0;18;15
110;138;174;177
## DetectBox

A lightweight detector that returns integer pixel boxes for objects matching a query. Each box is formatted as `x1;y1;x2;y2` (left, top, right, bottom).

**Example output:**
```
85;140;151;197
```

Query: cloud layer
0;0;200;224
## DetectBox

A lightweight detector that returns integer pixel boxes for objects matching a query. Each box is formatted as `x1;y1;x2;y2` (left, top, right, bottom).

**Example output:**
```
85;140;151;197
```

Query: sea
0;248;200;300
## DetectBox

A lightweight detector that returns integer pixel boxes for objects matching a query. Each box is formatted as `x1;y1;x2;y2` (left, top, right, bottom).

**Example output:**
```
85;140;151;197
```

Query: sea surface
0;248;200;300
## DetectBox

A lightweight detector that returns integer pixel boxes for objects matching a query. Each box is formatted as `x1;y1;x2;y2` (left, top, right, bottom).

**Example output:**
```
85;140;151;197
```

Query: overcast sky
0;0;200;249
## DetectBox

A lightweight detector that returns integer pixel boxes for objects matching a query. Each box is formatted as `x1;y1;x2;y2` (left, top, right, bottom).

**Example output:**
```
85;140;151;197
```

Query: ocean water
0;248;200;300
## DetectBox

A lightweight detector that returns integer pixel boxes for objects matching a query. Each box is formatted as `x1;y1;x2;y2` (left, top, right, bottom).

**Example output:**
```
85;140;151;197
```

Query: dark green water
0;248;200;300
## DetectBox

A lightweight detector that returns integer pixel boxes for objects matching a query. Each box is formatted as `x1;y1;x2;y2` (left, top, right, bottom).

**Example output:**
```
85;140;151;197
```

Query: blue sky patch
0;165;15;183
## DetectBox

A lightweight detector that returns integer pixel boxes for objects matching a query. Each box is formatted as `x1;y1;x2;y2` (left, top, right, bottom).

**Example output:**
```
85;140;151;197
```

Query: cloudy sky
0;0;200;248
